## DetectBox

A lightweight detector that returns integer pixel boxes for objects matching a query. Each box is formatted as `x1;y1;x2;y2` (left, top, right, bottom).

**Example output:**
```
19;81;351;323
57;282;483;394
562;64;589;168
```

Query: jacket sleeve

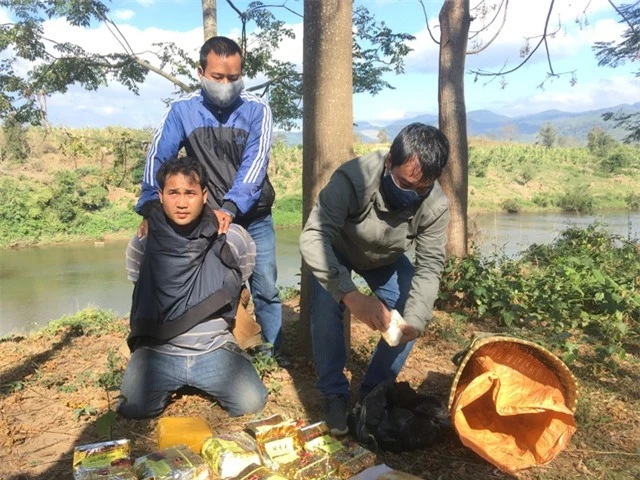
135;106;185;215
299;172;359;303
402;206;450;333
221;99;273;216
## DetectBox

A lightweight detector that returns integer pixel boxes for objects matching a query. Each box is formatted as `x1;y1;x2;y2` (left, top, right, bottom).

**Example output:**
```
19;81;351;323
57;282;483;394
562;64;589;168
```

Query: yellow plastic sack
157;417;213;453
448;335;578;475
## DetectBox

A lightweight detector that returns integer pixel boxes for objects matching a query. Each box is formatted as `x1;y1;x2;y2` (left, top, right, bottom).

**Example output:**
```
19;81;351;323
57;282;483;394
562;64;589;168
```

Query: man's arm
220;94;273;218
402;207;450;334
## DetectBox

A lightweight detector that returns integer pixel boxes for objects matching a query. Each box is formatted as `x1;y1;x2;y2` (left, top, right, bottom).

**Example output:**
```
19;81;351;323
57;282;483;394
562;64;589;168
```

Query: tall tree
438;0;471;258
202;0;217;39
299;0;353;351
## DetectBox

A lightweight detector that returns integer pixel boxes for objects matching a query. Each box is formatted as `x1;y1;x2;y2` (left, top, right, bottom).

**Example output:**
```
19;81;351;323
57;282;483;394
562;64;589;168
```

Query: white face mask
200;77;244;108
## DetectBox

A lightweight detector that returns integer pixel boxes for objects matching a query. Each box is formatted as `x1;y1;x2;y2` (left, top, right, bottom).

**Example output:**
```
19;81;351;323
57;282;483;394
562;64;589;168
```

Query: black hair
156;157;209;191
389;123;450;180
200;36;243;70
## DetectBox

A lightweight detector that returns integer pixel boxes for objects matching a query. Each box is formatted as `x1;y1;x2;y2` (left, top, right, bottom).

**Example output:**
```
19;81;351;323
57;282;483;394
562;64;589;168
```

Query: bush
626;193;640;210
501;198;521;213
80;184;110;211
601;148;632;173
1;115;30;163
438;225;639;366
556;186;594;214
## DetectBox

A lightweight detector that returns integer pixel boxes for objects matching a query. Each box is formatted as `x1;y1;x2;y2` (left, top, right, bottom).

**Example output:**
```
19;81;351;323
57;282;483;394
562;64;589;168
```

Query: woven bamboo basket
448;334;578;474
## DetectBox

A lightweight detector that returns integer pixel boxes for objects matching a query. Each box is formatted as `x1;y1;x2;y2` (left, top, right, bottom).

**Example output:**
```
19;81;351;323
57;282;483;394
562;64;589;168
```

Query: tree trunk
298;0;353;353
202;0;217;40
438;0;470;258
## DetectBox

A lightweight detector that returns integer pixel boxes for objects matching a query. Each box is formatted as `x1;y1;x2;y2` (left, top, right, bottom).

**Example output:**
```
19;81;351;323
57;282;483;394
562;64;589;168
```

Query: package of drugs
73;439;133;479
202;432;261;479
244;414;288;437
233;464;289;480
247;418;303;470
157;416;213;453
297;421;329;444
303;434;344;455
133;444;209;480
381;310;406;347
74;466;137;480
277;451;331;480
328;442;377;479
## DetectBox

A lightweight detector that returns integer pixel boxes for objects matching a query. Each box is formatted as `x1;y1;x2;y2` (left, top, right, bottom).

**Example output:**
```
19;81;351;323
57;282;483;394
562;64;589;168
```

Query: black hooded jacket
128;204;242;350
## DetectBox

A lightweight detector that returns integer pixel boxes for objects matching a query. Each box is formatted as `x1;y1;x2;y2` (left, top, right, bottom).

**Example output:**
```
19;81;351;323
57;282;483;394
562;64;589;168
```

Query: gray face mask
200;77;244;108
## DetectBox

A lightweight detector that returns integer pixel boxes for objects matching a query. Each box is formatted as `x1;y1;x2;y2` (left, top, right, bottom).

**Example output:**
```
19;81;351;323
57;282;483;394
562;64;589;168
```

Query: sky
2;0;639;129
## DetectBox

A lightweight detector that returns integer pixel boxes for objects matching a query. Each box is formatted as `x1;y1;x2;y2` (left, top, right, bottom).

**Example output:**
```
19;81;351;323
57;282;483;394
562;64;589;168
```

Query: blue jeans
239;214;283;352
117;343;268;419
310;249;416;401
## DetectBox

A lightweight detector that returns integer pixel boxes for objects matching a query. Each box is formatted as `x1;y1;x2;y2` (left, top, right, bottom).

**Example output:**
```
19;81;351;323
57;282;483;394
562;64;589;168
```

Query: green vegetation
437;224;639;367
0;127;638;248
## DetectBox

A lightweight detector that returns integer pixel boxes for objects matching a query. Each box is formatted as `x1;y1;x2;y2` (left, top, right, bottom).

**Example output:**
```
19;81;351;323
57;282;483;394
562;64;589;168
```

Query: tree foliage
0;0;415;129
593;2;640;143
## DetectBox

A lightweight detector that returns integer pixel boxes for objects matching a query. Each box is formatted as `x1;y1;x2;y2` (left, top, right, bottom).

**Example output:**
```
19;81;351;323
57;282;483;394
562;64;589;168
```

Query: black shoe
324;394;349;436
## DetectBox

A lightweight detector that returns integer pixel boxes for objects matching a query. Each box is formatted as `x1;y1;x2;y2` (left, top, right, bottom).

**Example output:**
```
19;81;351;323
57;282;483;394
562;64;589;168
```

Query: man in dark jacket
132;35;282;356
299;124;450;435
118;157;267;419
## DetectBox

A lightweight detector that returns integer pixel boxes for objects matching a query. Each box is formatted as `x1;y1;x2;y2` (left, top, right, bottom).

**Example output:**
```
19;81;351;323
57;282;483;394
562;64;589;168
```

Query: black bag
350;381;451;452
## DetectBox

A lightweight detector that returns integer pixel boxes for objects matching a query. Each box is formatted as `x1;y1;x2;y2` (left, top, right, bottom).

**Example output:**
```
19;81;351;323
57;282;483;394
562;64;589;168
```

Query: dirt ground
0;299;638;480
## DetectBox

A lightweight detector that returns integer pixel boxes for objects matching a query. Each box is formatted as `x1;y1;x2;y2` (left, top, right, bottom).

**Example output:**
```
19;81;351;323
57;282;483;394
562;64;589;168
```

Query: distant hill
277;103;639;145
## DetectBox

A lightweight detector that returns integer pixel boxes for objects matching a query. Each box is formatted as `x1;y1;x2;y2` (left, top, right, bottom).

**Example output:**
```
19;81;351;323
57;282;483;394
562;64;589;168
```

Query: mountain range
276;102;640;145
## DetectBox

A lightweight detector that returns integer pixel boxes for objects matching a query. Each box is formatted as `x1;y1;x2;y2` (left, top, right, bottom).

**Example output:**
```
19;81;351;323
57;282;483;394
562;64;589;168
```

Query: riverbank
1;127;638;249
1;298;638;479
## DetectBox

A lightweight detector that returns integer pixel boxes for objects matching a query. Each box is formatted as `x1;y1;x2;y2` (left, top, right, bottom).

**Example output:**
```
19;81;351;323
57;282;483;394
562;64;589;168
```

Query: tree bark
298;0;353;353
438;0;470;258
202;0;217;40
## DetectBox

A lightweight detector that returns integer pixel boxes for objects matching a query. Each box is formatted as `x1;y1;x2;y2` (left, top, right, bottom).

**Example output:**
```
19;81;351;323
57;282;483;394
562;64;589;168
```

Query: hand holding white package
381;309;406;347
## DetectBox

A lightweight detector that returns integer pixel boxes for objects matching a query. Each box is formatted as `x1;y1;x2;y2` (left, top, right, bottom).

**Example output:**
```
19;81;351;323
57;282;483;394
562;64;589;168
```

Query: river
1;211;638;337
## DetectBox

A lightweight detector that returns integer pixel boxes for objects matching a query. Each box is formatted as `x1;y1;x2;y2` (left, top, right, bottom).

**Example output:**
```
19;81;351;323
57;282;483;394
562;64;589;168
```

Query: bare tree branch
471;0;563;78
467;0;509;54
418;0;439;45
133;57;192;91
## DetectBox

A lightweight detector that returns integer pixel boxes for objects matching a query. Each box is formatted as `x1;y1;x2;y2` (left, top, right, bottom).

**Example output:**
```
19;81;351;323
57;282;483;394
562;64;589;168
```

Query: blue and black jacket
136;89;275;221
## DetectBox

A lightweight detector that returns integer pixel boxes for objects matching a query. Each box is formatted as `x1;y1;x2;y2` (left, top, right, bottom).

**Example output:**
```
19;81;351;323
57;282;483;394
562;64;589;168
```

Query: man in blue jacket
133;36;282;356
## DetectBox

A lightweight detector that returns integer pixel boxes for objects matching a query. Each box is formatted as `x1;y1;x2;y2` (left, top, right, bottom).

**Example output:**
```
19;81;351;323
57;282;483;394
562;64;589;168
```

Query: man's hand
397;323;420;344
213;209;233;234
342;290;390;332
136;219;148;239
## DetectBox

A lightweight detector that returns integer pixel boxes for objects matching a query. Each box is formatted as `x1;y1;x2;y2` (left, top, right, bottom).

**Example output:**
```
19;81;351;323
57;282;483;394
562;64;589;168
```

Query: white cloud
405;1;627;74
136;0;155;6
483;75;639;116
113;10;135;21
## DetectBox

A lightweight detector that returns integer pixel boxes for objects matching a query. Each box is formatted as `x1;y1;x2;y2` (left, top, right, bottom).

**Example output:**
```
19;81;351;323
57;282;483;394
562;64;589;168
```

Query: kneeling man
118;156;267;419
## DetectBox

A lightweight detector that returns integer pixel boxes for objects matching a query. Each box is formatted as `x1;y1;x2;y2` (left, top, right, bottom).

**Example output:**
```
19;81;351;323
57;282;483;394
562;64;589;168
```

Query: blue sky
3;0;638;129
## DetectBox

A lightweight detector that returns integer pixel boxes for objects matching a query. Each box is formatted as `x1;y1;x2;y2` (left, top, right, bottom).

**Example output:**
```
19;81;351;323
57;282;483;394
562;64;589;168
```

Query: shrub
556;186;594;214
80;184;110;211
501;198;521;213
601;148;632;173
626;193;640;210
1;115;30;163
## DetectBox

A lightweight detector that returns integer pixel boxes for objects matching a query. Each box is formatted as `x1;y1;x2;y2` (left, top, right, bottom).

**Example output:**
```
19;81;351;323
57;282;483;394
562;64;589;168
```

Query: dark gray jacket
128;204;242;350
299;151;450;332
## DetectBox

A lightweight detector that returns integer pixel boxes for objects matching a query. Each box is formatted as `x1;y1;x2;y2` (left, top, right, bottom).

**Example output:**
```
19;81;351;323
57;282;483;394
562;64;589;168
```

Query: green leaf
96;410;117;440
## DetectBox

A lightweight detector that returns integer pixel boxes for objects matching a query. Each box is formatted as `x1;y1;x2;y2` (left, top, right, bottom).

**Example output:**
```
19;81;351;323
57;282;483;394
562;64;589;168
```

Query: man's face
385;155;434;195
158;173;208;229
198;51;242;83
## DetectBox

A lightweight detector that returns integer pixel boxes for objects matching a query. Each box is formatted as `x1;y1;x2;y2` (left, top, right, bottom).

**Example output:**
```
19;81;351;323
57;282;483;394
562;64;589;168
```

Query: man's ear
202;187;208;205
384;153;391;170
197;65;204;78
158;189;163;204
